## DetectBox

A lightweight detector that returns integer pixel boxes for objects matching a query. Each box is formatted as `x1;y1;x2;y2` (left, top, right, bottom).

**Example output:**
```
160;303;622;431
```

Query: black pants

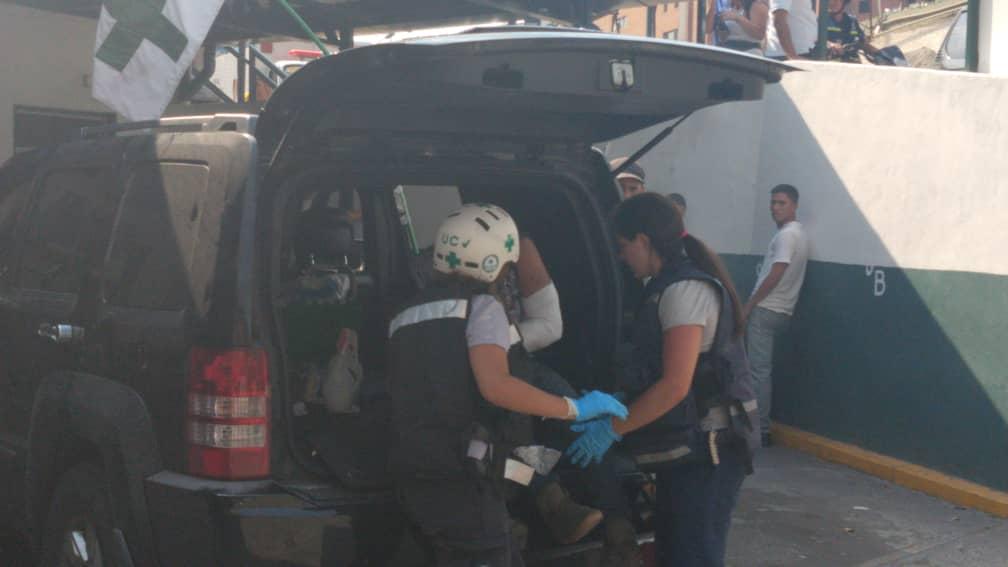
515;358;632;519
398;478;525;567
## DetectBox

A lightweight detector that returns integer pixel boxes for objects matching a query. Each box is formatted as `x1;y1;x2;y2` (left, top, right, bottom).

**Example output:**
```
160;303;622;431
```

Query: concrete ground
729;446;1008;567
4;446;1005;565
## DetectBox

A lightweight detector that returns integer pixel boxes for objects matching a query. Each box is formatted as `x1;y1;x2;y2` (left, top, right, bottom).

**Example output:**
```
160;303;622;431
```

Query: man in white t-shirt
766;0;819;59
743;184;808;445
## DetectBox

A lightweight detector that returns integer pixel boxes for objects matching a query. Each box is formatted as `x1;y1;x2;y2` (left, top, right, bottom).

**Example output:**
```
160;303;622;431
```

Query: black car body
0;29;788;566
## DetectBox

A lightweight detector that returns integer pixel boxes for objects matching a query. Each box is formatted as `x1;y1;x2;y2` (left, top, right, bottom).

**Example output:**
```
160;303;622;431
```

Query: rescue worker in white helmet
387;204;629;566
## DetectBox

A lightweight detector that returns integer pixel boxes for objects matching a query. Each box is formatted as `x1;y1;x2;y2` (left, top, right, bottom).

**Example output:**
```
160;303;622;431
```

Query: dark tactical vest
387;284;532;481
827;13;865;62
616;260;760;469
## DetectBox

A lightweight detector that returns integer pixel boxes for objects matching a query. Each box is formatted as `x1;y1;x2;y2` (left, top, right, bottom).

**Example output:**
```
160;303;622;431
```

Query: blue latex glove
571;391;629;423
565;419;622;468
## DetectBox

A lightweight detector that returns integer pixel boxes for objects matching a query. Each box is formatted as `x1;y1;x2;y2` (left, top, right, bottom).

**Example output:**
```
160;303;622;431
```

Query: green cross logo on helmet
433;204;520;283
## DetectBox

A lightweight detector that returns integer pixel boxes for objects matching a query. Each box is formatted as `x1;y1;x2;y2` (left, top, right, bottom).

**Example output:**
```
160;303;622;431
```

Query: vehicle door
95;130;258;473
0;150;46;520
0;139;126;478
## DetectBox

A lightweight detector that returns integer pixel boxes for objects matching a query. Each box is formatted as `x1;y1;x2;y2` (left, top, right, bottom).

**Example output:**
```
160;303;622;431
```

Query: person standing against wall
765;0;819;59
743;184;808;446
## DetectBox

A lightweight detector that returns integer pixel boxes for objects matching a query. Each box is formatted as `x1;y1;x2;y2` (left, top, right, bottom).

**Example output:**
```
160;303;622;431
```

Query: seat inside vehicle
271;155;618;492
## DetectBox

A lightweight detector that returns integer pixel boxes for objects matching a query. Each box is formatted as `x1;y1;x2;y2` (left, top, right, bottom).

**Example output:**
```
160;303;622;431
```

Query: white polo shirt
752;221;809;316
766;0;819;58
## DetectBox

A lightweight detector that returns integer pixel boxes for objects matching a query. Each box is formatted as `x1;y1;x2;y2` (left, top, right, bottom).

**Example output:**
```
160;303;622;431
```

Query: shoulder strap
388;285;470;338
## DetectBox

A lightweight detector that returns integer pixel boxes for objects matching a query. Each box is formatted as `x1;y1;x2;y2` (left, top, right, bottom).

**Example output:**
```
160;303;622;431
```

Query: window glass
104;162;209;309
18;168;120;293
13;106;114;154
0;153;39;264
393;185;461;254
945;12;967;61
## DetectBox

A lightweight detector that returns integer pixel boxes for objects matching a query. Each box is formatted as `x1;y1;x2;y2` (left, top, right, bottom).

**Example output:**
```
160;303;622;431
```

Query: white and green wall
603;62;1008;491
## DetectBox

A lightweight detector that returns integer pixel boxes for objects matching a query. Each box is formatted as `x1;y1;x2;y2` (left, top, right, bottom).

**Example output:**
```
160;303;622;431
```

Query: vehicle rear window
18;167;121;293
393;185;461;254
104;162;209;310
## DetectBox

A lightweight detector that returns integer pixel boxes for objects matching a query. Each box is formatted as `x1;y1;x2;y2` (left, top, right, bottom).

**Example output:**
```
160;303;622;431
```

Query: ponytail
682;234;746;337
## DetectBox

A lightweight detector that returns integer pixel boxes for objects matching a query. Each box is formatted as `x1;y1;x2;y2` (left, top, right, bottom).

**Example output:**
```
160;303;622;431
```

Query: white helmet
433;204;520;284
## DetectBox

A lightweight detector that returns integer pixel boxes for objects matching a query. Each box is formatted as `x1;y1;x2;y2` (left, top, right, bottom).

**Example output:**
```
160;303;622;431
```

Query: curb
771;423;1008;518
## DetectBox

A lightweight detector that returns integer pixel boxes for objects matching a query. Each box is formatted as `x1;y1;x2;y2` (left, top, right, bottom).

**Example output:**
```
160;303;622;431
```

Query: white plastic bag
323;328;362;413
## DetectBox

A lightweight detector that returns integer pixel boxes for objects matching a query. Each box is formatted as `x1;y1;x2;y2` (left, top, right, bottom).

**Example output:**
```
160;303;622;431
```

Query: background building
595;1;699;42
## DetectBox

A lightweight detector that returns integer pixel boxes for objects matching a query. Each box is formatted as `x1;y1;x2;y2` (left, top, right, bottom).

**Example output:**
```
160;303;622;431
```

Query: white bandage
563;396;578;420
518;283;562;352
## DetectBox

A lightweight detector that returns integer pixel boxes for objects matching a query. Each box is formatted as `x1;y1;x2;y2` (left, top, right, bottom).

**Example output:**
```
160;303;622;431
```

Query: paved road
5;446;1005;566
874;11;957;68
729;446;1008;566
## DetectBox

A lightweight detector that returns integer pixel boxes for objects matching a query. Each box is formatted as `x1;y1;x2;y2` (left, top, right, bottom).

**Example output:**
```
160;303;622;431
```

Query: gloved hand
571;391;629;423
565;419;622;468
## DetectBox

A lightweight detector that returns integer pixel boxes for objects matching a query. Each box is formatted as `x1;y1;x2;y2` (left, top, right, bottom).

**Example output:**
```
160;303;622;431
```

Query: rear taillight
186;347;270;479
641;541;656;567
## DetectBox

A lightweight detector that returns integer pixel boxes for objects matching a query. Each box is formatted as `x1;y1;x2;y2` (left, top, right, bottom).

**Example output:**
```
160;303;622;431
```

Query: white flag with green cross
92;0;226;121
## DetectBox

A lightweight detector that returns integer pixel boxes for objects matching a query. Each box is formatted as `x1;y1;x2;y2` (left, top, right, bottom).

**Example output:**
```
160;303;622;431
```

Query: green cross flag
92;0;226;120
96;0;187;72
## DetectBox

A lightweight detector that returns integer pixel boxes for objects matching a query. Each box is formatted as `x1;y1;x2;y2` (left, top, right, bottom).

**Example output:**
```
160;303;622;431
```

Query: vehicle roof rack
79;113;257;139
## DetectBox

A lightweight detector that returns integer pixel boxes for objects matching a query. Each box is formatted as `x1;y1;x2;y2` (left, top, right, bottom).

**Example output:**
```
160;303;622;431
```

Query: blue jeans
745;306;791;436
654;447;747;567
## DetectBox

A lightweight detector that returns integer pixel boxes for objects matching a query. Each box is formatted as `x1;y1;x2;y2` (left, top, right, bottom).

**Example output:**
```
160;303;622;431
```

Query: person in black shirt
826;0;880;62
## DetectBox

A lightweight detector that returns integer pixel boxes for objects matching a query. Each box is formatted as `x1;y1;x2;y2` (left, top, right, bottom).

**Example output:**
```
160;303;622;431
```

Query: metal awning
4;0;652;42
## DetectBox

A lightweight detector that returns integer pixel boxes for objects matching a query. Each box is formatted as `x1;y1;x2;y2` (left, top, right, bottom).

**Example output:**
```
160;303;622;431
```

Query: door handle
37;323;85;344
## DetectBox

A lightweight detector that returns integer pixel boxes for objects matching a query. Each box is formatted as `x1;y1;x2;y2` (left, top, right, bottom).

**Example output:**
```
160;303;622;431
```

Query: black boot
601;516;643;567
535;481;604;544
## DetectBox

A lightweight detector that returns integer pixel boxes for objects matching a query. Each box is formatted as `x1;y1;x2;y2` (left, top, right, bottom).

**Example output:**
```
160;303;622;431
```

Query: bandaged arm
518;282;563;352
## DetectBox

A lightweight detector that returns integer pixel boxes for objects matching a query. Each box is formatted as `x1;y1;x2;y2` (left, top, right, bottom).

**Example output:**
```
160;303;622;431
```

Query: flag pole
275;0;333;56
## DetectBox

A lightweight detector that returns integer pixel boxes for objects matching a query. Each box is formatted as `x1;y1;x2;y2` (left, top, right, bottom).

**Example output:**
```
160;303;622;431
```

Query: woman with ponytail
566;193;759;567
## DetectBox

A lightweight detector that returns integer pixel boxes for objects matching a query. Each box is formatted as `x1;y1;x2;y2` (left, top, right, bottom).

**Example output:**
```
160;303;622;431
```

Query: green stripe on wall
723;255;1008;491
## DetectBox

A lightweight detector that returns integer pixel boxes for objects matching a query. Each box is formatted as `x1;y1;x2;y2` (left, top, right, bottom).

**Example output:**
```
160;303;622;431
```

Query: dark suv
0;29;786;566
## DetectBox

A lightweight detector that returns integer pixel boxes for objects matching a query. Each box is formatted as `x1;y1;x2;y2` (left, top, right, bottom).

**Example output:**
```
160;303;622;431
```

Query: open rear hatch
260;28;792;562
257;28;791;152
